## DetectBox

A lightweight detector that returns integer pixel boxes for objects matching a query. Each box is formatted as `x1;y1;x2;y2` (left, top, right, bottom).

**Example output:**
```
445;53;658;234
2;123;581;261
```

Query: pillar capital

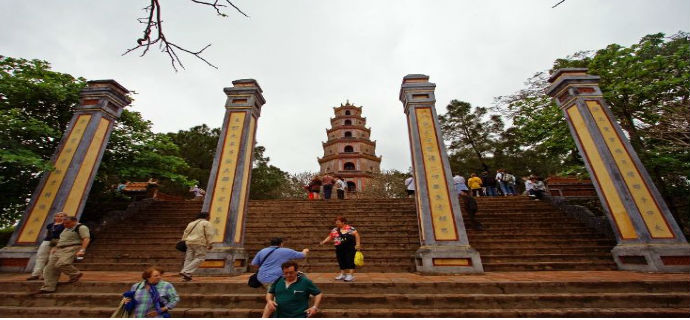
547;68;604;109
78;80;131;118
399;74;436;114
223;79;265;117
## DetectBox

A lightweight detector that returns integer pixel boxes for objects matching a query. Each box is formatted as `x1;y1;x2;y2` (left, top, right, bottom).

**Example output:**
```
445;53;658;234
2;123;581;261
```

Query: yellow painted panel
62;118;110;216
567;107;637;239
415;108;457;241
433;258;470;266
200;260;225;268
209;112;246;243
233;116;256;243
585;101;673;238
17;115;92;243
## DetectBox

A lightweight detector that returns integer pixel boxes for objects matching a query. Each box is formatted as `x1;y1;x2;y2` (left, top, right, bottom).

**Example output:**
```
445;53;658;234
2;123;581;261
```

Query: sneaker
180;273;192;281
334;274;345;280
26;275;40;281
344;274;354;282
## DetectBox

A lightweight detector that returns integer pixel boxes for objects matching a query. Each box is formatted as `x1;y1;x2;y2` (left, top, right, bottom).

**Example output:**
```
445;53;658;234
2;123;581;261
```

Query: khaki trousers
180;244;207;275
31;241;52;277
40;246;80;291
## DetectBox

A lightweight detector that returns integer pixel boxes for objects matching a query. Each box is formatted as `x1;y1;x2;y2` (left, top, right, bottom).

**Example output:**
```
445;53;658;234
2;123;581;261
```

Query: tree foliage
0;55;193;227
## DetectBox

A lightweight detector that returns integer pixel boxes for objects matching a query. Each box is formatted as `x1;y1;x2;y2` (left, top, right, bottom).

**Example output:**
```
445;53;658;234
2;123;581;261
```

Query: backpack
504;173;514;184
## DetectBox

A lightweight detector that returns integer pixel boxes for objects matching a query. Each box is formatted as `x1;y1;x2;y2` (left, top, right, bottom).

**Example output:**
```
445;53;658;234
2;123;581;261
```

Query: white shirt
404;177;415;191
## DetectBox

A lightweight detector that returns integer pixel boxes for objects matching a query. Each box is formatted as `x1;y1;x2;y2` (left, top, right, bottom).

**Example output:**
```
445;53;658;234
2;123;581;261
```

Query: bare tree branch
552;0;566;8
123;0;247;71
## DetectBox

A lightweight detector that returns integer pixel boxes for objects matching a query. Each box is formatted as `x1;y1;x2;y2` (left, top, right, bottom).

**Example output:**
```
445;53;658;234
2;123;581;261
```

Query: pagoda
318;101;382;192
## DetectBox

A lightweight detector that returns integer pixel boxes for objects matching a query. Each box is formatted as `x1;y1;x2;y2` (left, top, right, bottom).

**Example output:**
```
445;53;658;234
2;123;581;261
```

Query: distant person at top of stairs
525;175;547;201
453;173;469;194
179;212;214;281
251;237;310;289
122;266;179;318
335;176;347;200
189;185;205;201
321;174;334;200
34;216;89;294
320;216;361;282
307;176;322;200
26;211;66;281
468;173;483;197
405;176;415;198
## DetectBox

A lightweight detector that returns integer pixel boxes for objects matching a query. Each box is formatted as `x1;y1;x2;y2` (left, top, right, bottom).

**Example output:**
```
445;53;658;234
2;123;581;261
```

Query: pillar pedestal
547;69;690;272
400;74;483;274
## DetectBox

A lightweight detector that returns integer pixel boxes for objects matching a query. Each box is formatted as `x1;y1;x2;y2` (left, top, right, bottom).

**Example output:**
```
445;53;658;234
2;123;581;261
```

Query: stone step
4;291;688;310
1;306;686;318
482;261;618;271
7;278;687;294
478;253;614;263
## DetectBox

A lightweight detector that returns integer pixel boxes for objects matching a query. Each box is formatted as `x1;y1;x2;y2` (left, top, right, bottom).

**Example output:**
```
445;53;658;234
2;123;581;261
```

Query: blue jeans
498;181;511;195
485;186;497;196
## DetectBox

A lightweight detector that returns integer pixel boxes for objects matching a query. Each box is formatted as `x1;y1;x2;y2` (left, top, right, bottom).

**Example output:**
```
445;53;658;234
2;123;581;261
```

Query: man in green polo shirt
263;261;322;318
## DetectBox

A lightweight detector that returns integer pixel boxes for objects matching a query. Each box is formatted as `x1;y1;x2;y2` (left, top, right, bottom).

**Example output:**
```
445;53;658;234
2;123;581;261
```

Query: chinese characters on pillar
415;108;458;241
208;112;247;242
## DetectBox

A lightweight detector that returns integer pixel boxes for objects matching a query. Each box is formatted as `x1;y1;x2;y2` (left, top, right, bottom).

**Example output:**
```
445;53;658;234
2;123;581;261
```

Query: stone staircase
1;197;688;317
1;272;688;317
78;197;617;273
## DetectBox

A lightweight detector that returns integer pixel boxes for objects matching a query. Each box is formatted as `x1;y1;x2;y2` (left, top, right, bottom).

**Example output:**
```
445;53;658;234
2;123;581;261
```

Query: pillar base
0;245;38;273
415;245;484;274
195;246;248;275
612;243;690;272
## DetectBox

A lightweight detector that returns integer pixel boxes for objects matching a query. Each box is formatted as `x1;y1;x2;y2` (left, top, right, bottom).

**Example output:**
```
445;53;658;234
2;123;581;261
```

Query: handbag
110;300;131;318
354;251;364;267
175;240;187;252
176;220;203;252
248;247;279;288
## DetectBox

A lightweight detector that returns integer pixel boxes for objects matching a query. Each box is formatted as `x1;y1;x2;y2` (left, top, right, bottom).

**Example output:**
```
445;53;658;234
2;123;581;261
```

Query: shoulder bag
248;247;279;288
176;220;203;252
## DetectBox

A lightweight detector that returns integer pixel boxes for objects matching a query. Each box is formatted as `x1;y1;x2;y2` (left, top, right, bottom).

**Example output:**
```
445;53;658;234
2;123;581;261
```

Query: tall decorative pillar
199;79;265;275
547;68;690;272
399;74;483;273
0;80;131;272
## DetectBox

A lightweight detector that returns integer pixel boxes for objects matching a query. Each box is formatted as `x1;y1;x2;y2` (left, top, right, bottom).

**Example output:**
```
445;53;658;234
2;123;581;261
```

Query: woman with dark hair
122;266;179;318
320;216;361;282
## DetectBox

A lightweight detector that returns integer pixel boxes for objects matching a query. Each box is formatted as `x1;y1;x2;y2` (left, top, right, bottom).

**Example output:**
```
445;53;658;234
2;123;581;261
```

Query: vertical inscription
62;118;111;216
414;108;457;241
567;106;637;239
585;101;673;238
17;115;92;243
209;112;246;243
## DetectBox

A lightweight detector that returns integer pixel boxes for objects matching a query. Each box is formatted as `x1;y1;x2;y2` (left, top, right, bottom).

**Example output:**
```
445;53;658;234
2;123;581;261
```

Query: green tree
438;100;504;172
495;32;689;234
166;124;221;190
0;56;85;226
249;146;291;200
0;55;194;226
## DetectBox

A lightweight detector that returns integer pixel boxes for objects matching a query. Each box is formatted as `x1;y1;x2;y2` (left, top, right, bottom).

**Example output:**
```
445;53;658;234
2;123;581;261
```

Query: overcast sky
1;0;689;174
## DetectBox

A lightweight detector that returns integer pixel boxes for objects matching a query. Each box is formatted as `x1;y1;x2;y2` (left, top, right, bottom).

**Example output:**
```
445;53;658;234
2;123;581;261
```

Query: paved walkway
1;271;687;284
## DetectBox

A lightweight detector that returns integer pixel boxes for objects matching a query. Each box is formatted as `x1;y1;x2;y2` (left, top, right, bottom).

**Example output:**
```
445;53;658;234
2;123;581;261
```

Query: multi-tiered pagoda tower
318;101;382;192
